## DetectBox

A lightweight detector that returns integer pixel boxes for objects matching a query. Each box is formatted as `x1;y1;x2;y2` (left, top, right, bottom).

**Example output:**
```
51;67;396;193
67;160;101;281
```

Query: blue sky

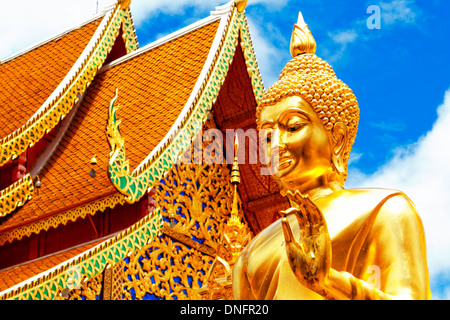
1;0;450;299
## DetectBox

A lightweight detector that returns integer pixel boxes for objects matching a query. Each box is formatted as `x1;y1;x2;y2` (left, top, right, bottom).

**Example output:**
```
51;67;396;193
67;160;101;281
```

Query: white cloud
0;0;233;58
379;0;419;25
330;29;358;45
323;29;358;62
0;0;220;58
348;151;363;166
246;17;288;88
346;87;450;296
0;0;101;59
1;0;290;62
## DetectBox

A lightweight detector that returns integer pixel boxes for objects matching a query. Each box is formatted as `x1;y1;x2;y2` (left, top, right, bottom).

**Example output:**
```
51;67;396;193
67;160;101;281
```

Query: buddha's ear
330;122;348;174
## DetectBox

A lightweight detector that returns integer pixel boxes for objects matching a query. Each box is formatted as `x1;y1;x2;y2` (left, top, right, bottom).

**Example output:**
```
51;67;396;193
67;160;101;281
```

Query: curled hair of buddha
255;13;359;182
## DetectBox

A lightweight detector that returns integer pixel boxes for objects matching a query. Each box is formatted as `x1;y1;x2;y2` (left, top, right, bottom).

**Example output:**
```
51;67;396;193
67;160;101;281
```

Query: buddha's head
256;13;359;192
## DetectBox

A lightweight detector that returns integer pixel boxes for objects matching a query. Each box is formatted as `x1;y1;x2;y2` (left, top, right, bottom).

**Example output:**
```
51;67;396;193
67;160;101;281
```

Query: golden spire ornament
290;12;317;57
120;0;131;9
225;135;249;264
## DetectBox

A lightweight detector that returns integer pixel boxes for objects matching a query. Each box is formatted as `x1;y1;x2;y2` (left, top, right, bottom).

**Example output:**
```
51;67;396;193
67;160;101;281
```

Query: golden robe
232;188;431;300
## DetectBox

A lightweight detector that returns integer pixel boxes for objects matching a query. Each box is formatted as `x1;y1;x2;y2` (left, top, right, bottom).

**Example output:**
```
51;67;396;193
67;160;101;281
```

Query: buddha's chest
245;206;373;299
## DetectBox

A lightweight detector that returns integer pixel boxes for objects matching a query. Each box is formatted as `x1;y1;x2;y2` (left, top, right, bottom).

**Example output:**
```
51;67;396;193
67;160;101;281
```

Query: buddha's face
259;96;334;190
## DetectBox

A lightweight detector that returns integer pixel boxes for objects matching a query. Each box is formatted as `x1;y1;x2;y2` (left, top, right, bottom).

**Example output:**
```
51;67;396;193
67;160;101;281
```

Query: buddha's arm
322;194;430;300
322;269;392;300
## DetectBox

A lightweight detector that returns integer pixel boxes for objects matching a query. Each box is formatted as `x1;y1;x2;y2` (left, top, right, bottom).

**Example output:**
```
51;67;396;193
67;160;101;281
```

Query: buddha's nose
272;129;288;150
271;128;278;144
272;128;284;146
270;129;287;157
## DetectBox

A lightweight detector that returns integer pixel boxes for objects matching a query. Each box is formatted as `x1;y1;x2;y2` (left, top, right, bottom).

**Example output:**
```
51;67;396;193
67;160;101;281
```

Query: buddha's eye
287;122;304;132
286;116;306;133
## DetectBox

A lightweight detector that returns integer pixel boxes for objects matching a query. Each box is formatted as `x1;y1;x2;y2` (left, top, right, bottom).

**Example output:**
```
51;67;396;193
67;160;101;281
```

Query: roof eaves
0;191;125;247
0;234;116;297
0;175;34;218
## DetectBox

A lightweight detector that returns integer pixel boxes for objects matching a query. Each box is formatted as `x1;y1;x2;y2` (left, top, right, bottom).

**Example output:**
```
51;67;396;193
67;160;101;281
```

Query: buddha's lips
278;154;293;170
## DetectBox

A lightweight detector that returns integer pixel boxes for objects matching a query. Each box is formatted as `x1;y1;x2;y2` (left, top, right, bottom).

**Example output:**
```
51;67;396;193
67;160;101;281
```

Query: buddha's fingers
281;206;309;233
281;216;295;244
281;217;306;250
304;197;328;236
286;190;317;229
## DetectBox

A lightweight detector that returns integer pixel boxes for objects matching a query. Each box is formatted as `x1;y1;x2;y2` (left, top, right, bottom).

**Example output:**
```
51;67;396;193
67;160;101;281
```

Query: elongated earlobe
331;123;348;176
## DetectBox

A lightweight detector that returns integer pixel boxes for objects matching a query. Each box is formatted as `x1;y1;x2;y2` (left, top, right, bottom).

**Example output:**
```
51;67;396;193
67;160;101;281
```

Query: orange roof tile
0;237;106;291
0;20;220;235
0;17;103;138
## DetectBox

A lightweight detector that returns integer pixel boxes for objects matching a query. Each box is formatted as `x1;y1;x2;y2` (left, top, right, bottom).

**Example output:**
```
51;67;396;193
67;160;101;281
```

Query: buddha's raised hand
281;190;332;293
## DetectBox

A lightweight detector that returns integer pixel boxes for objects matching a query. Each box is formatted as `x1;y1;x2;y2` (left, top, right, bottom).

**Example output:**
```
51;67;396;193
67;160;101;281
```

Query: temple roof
0;1;274;299
0;16;103;138
0;18;221;238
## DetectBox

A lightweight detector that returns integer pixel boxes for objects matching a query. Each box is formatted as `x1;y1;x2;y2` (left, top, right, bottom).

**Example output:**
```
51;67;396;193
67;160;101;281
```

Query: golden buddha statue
232;12;430;300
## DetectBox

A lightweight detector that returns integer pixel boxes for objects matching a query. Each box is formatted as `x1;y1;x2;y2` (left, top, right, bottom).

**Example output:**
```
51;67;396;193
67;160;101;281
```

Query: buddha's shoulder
327;187;416;212
328;187;406;200
321;187;420;228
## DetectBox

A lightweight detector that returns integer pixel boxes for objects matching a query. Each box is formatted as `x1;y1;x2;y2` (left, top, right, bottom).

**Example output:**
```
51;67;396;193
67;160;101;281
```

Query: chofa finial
290;12;317;57
119;0;131;9
234;0;248;13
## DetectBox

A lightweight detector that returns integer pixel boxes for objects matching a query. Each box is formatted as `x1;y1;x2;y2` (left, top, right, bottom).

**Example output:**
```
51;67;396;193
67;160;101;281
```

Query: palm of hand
281;190;331;289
